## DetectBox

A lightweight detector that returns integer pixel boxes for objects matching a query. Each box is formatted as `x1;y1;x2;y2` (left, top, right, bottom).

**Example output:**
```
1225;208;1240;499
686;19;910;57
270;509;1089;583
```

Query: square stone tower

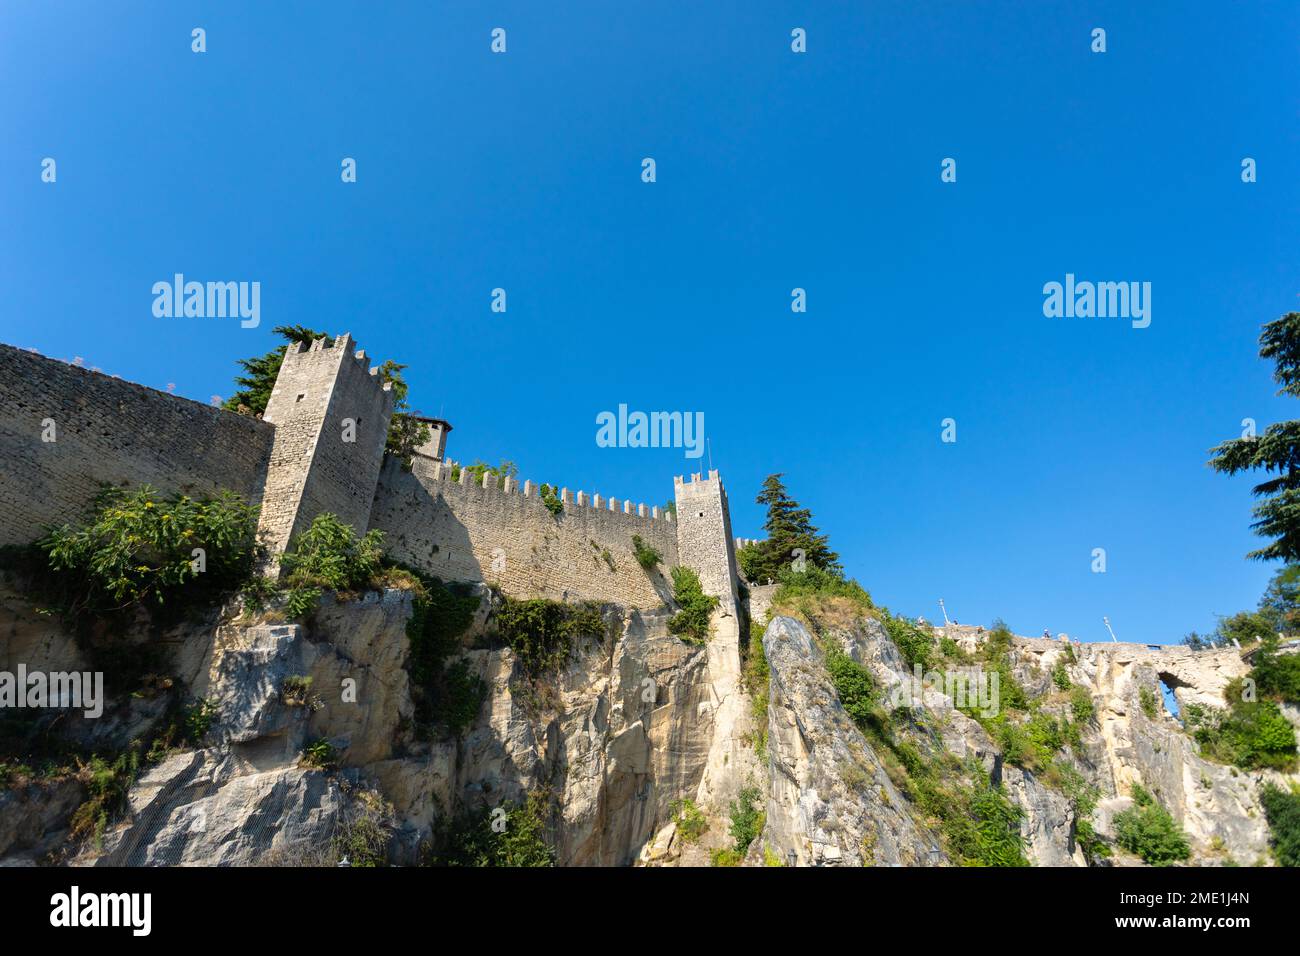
256;333;395;560
674;470;740;613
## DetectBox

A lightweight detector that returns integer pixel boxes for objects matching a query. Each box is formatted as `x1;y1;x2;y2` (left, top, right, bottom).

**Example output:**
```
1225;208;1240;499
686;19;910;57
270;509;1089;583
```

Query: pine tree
223;325;330;415
1210;313;1300;562
744;474;839;582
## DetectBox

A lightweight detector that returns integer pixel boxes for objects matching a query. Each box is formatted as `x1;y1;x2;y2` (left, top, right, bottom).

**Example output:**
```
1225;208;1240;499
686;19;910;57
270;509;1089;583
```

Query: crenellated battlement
417;458;674;525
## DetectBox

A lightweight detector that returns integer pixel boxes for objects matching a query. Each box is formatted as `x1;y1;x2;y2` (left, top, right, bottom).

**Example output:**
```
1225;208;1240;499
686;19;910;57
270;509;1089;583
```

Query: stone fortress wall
0;337;742;611
0;343;275;547
370;456;683;607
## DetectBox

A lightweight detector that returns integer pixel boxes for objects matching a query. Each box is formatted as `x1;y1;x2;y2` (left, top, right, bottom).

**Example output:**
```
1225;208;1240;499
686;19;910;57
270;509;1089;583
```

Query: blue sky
3;2;1297;644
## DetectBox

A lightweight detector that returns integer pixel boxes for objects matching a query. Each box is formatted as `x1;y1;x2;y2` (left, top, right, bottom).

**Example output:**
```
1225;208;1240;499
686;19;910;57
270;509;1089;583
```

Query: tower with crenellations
673;470;741;614
256;332;395;561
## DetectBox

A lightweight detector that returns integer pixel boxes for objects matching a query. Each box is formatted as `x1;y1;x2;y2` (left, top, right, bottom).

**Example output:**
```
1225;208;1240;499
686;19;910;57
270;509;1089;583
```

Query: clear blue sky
3;2;1297;644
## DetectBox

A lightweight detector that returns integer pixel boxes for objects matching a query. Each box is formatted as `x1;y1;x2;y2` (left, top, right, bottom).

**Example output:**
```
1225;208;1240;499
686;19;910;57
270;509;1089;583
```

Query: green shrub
1251;635;1300;705
38;485;261;617
1114;783;1191;865
941;782;1029;867
184;698;218;742
1052;661;1072;690
728;786;765;855
1259;783;1300;867
460;459;518;488
670;798;709;844
1139;685;1159;719
1186;696;1298;771
667;566;719;645
977;623;1028;711
710;847;743;867
826;649;879;732
539;484;563;517
429;792;555;867
772;564;873;616
631;534;661;571
280;513;384;596
302;738;339;769
497;597;605;676
1070;686;1095;723
69;753;137;845
884;613;935;671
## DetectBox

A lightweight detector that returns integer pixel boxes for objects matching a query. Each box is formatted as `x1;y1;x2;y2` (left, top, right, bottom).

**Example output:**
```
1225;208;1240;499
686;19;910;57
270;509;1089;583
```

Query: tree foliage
223;325;330;415
1209;312;1300;561
741;474;840;583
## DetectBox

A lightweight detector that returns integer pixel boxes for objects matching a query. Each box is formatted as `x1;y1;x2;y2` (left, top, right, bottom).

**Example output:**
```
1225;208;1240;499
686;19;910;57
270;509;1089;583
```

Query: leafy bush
670;798;709;844
727;786;765;855
826;648;879;732
276;513;386;620
884;612;936;671
1259;783;1300;867
429;792;555;867
1251;635;1300;705
667;566;719;645
538;484;563;517
1139;685;1159;719
710;847;743;867
69;753;137;845
1070;686;1095;723
184;698;218;742
631;534;662;571
976;622;1028;711
947;783;1030;867
458;459;518;487
384;414;431;470
1052;661;1072;690
302;738;339;769
496;597;605;676
39;485;261;617
280;513;384;596
1186;696;1297;771
1114;783;1191;865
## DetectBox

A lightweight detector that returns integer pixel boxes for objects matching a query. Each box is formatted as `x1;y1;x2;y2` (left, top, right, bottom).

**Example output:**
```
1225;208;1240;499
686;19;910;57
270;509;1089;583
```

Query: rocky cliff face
0;581;1291;867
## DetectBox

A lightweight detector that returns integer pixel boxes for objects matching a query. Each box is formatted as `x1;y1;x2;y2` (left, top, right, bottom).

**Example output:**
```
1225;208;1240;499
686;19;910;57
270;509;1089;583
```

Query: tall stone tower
674;470;740;613
256;333;395;559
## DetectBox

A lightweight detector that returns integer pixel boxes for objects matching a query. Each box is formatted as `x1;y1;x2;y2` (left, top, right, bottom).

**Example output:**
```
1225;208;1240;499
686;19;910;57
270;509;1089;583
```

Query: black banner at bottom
0;864;1279;942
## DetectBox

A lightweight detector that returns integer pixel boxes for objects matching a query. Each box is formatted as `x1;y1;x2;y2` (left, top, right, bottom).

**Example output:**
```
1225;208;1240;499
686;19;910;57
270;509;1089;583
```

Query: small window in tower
698;512;705;518
295;393;305;403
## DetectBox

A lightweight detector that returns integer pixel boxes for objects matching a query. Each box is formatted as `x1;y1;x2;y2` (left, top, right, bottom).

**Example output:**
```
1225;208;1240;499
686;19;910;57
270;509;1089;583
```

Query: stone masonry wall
0;344;274;547
369;457;681;607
